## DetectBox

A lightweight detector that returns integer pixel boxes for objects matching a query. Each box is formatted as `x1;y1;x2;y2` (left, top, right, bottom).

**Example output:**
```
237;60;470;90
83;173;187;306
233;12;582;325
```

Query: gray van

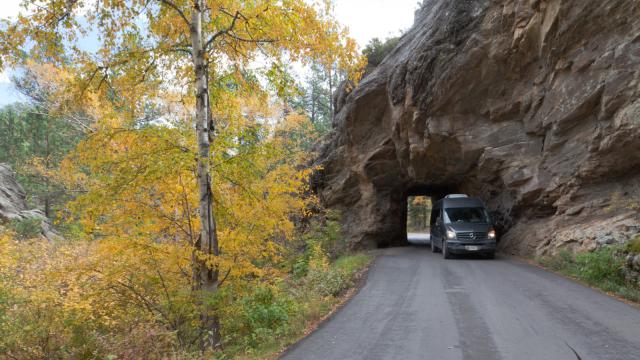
430;195;496;259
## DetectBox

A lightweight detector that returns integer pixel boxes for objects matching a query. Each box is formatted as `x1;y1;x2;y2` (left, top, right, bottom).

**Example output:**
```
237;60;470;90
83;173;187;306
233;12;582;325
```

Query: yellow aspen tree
1;0;363;347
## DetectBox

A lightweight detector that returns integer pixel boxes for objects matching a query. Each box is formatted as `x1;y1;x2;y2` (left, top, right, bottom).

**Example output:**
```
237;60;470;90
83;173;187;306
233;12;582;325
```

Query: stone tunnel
313;0;640;256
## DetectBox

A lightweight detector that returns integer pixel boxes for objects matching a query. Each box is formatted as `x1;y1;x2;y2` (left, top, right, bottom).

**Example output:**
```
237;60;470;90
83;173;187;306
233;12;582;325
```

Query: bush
572;247;624;285
625;236;640;255
539;246;640;302
0;210;372;360
304;244;368;298
235;286;296;349
307;265;348;297
8;217;42;239
540;249;574;271
363;37;400;67
542;247;625;287
292;211;349;280
304;211;347;260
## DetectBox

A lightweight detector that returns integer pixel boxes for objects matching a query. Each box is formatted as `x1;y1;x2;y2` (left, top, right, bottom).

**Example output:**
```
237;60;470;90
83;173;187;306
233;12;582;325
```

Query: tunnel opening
406;195;431;244
400;184;460;247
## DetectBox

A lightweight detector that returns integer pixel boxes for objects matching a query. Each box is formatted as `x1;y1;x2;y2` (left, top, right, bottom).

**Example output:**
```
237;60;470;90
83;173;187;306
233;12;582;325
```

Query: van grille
456;232;488;241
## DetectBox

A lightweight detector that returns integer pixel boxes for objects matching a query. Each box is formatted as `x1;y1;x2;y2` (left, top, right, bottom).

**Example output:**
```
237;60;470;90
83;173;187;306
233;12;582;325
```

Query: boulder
314;0;640;254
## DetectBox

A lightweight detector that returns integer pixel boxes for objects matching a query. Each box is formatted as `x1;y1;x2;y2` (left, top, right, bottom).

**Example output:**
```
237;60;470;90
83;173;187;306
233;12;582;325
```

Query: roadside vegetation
222;212;373;359
626;236;640;254
538;242;640;303
0;0;374;358
0;213;372;359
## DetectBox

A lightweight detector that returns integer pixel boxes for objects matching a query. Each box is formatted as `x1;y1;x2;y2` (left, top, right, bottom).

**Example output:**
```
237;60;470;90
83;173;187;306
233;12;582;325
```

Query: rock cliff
0;163;59;240
315;0;640;255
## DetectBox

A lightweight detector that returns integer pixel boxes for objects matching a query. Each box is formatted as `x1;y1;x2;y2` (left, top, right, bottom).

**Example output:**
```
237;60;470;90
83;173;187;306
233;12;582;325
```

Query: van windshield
444;207;489;224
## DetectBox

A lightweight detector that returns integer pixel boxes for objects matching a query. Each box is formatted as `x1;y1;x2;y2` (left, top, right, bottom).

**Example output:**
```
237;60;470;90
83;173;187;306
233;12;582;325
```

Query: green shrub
237;286;296;349
626;236;640;255
539;249;572;271
291;211;346;279
539;246;640;302
305;247;370;298
302;211;347;261
8;217;42;239
292;257;309;279
572;247;625;286
363;37;401;67
307;266;348;297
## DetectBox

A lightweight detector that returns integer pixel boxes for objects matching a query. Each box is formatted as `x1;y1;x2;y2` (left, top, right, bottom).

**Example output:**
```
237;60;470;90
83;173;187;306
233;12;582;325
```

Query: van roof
435;197;485;208
444;194;468;198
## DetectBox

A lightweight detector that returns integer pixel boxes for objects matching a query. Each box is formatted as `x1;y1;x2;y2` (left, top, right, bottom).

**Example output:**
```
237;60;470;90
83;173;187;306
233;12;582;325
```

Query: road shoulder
274;252;377;359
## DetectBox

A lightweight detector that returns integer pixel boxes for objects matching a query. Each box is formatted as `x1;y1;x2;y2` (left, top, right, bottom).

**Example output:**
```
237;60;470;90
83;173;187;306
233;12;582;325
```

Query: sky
0;0;419;107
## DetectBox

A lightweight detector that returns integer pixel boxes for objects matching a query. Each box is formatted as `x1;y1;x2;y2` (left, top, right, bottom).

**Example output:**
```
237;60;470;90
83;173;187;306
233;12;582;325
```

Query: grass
538;246;640;303
333;254;372;275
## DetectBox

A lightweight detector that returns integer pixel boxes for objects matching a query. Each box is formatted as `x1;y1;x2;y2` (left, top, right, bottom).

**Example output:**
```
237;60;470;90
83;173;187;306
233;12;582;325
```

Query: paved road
281;246;640;360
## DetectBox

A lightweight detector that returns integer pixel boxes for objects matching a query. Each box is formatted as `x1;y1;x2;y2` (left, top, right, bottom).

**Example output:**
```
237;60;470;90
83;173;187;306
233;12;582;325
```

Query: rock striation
0;163;30;221
315;0;640;255
0;163;59;240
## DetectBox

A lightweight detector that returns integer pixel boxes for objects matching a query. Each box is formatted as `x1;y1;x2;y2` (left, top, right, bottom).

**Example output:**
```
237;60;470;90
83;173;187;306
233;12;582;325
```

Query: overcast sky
0;0;419;106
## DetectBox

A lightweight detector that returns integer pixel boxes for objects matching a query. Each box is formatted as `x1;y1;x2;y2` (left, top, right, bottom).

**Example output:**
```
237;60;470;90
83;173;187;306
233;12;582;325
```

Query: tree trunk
190;0;221;349
328;65;333;116
44;116;50;218
310;86;316;123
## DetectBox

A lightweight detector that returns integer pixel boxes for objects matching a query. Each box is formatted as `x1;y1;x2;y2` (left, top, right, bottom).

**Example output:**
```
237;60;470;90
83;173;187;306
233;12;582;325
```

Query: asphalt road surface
281;246;640;360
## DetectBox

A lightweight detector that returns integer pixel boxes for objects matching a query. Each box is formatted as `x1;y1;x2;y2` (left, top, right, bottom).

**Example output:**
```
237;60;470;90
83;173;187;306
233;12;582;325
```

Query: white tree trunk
190;0;220;348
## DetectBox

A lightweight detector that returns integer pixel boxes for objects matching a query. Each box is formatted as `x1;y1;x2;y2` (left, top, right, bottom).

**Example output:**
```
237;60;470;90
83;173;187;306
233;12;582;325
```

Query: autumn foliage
0;0;366;358
0;87;354;358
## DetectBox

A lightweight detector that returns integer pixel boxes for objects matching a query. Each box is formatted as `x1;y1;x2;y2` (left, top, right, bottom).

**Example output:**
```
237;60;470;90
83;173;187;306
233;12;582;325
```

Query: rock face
315;0;640;255
0;163;59;240
0;164;30;221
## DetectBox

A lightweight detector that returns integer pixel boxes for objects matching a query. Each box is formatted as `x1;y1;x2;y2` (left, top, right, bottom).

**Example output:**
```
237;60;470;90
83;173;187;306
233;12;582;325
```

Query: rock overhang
314;0;640;254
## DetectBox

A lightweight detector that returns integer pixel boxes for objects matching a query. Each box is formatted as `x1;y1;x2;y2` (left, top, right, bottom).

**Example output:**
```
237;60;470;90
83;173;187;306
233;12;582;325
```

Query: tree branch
227;33;277;44
157;0;190;26
204;9;243;51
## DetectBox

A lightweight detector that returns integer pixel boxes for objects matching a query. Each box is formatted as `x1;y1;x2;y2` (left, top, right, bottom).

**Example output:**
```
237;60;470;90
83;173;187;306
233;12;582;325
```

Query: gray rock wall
0;163;59;240
315;0;640;255
0;163;30;221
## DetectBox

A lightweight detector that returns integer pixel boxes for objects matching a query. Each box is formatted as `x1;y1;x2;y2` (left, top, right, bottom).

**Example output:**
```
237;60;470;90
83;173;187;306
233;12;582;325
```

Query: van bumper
446;241;496;255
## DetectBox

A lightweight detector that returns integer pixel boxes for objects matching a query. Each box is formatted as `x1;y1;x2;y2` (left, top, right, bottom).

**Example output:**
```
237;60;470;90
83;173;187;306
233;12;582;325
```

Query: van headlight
446;230;456;239
488;230;496;239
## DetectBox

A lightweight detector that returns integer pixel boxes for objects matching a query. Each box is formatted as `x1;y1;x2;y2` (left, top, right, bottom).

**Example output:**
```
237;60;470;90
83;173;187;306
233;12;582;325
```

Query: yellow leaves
0;0;361;354
307;242;330;272
0;226;197;348
0;231;20;284
50;87;316;295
